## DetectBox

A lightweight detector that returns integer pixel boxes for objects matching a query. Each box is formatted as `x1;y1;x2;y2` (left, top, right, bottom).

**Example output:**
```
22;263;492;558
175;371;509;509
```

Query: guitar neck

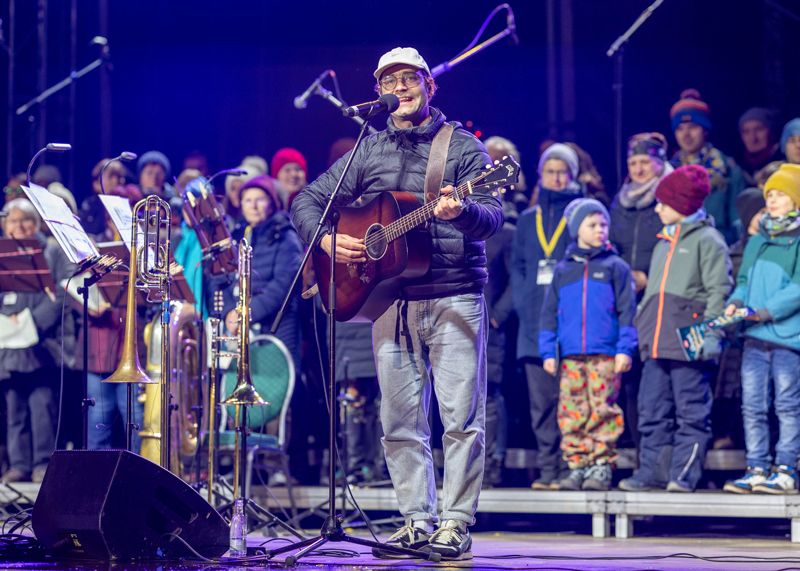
383;180;473;243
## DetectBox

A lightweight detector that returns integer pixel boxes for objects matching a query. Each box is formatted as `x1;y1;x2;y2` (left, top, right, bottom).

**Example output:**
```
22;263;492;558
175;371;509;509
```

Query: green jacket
635;216;733;361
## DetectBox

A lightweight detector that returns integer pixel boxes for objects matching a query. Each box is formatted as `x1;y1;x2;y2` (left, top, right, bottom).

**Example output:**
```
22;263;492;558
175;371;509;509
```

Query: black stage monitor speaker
31;450;229;560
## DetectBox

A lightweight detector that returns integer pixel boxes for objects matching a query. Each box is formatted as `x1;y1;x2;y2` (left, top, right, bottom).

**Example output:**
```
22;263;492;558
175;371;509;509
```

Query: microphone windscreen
380;93;400;113
120;151;138;161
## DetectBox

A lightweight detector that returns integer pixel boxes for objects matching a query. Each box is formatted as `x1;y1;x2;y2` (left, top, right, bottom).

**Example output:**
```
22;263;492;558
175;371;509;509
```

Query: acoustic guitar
313;155;520;322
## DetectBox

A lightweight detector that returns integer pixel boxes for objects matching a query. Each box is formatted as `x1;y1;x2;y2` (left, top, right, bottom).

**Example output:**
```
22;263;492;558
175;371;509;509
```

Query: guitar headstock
469;155;521;196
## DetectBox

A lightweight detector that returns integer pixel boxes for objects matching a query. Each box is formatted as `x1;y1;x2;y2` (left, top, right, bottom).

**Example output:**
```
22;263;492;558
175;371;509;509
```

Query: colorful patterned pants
558;356;624;469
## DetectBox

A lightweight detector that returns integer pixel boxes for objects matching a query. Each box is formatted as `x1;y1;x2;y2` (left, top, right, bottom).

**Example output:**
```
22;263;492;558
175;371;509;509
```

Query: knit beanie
735;187;766;230
780;118;800;154
655;164;711;216
239;175;283;212
764;163;800;207
271;148;308;178
738;107;778;135
137;150;171;179
670;89;711;132
537;143;579;180
627;132;668;163
564;198;609;238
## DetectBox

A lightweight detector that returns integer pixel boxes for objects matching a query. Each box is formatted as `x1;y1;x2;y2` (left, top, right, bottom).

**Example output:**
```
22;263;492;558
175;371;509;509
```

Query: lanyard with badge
535;206;566;286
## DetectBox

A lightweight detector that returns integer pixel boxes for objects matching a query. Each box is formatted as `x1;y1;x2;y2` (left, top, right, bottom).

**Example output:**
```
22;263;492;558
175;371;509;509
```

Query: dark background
2;0;799;199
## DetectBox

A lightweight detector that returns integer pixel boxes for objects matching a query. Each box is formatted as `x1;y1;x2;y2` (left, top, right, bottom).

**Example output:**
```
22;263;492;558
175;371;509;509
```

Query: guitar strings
362;166;499;250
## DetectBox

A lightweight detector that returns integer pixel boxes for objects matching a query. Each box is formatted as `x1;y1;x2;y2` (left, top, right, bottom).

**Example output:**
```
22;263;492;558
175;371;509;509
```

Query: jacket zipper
582;260;589;353
631;214;641;271
652;224;681;358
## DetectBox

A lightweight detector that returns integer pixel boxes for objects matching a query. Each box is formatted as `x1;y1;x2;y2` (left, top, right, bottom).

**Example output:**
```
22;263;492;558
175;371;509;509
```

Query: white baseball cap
373;47;431;80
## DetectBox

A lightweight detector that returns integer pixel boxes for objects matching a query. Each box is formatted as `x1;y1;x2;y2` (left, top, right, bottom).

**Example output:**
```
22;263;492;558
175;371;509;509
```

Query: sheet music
22;184;98;265
98;194;135;252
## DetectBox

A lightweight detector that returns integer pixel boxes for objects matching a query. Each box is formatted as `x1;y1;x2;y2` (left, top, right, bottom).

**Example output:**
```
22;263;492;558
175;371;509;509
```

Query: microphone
208;168;249;186
506;4;519;45
26;143;72;186
99;151;137;195
342;94;400;118
294;69;333;110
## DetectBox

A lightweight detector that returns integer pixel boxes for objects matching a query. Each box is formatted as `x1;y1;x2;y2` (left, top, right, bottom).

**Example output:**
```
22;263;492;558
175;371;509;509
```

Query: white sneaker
723;466;769;494
753;465;798;495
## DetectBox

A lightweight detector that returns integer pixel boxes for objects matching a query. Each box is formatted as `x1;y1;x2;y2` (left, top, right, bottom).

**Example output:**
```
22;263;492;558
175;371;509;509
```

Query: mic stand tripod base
266;514;440;566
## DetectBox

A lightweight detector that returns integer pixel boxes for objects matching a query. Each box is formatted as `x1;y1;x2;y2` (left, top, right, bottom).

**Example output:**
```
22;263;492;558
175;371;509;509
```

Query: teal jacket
729;224;800;351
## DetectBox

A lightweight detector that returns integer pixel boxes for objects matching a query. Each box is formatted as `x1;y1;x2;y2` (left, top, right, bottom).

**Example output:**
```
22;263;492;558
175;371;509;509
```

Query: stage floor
4;532;800;570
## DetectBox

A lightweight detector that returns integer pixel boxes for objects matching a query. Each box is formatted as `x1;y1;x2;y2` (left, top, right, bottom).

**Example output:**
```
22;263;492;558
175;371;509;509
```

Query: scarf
661;208;707;240
673;143;730;189
761;210;800;237
618;162;674;210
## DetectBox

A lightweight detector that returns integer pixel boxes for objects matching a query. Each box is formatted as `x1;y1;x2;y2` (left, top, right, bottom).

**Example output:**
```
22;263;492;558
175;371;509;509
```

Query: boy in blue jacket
723;163;800;495
539;198;638;490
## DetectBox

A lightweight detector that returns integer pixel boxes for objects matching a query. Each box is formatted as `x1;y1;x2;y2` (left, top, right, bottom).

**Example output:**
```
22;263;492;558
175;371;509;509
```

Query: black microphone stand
607;0;665;188
269;119;437;565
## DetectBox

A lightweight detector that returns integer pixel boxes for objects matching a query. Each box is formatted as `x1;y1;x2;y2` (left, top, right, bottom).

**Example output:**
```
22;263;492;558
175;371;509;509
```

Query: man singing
291;47;503;560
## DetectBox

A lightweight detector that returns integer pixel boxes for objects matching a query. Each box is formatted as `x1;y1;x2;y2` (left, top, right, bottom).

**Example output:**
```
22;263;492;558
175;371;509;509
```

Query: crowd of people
2;85;800;510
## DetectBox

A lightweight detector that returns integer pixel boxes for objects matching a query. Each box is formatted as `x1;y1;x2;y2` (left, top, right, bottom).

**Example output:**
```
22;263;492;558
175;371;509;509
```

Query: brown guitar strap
423;123;454;204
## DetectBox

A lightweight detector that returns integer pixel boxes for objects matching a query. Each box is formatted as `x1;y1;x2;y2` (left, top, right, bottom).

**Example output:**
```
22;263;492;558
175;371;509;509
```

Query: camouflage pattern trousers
557;355;624;469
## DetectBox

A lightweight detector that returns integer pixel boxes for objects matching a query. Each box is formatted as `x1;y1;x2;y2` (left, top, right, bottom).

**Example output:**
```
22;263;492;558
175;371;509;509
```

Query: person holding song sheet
292;46;502;560
0;200;71;483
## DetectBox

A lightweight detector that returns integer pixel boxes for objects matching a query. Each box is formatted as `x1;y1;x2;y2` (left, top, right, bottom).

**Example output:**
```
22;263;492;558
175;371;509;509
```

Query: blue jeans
741;339;800;469
373;294;488;526
87;372;144;451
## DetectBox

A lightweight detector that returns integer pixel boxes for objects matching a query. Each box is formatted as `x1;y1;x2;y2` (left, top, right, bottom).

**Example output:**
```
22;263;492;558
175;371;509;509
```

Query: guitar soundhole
364;223;388;261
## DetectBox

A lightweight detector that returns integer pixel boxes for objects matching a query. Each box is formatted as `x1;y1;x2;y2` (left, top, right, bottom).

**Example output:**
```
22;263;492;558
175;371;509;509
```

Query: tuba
139;299;201;478
104;195;172;466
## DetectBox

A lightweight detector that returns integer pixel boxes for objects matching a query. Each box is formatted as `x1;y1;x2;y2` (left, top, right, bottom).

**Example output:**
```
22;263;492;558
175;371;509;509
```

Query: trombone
104;195;173;467
211;226;268;504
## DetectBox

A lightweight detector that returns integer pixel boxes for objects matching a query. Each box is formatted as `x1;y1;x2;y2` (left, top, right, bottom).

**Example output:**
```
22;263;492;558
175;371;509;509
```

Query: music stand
21;184;123;449
0;239;57;296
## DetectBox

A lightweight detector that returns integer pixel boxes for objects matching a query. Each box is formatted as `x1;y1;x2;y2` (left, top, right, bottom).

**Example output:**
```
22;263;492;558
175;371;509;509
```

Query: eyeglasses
379;71;423;91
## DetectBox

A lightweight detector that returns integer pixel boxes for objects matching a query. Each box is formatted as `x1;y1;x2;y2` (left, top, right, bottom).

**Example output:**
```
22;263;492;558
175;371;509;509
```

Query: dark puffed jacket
219;212;303;367
291;108;504;300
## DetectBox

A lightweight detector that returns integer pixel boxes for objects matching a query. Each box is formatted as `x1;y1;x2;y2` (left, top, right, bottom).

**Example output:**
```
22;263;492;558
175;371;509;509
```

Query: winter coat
635;216;733;361
510;186;581;360
538;243;637;360
485;221;515;381
729;224;800;351
609;195;663;276
219;212;303;367
291;108;503;300
0;234;72;379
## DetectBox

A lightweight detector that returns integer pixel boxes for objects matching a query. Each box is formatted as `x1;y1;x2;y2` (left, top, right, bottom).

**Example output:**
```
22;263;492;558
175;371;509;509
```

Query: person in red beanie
271;147;308;209
619;164;733;494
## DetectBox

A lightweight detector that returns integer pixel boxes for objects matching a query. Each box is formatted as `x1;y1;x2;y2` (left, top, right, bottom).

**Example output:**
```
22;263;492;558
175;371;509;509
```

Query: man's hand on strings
320;233;367;263
434;185;464;221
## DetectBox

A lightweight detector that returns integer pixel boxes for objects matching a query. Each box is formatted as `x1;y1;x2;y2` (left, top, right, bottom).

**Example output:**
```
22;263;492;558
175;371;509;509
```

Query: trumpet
104;195;173;467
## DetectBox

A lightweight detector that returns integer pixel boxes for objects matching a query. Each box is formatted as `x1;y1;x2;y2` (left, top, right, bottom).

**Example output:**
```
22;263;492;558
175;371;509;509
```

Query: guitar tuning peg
510;185;516;191
485;163;491;169
494;159;499;165
502;155;508;160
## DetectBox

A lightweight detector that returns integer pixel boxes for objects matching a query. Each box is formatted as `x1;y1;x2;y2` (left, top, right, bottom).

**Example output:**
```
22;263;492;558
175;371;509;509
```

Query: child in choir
539;198;637;491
